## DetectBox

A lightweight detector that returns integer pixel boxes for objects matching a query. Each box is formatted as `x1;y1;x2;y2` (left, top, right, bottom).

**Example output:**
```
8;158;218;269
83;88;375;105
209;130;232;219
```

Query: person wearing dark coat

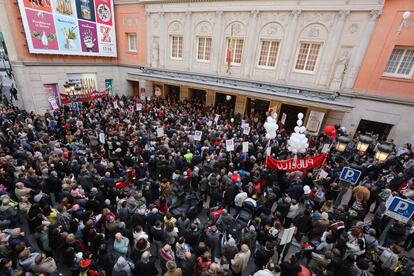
292;209;313;242
180;251;196;276
254;242;274;270
134;251;157;276
223;184;238;212
281;254;301;276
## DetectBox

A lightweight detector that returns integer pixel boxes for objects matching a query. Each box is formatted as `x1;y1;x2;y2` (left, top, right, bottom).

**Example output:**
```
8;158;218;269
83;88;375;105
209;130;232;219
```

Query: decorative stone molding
301;23;328;40
168;21;184;34
348;23;359;34
369;9;382;20
338;9;350;19
259;22;284;38
195;21;213;35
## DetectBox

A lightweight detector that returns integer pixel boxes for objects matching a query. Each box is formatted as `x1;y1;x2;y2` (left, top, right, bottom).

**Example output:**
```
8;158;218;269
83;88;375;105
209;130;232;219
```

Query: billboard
17;0;117;57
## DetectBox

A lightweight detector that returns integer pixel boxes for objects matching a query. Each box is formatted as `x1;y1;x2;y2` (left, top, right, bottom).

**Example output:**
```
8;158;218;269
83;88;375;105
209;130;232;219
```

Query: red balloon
324;125;335;136
331;130;337;137
115;182;127;189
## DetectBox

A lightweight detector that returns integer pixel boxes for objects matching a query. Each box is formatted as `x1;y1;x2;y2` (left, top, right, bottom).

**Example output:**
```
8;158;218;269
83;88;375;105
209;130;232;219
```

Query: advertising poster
22;0;52;13
25;9;59;50
78;20;98;53
67;72;98;92
97;24;115;54
43;84;60;108
55;15;81;51
52;0;76;17
306;110;325;135
95;0;112;26
75;0;95;22
17;0;117;57
105;79;113;95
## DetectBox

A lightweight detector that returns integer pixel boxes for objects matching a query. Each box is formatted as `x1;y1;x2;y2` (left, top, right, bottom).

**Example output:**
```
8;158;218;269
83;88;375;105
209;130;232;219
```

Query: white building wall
145;0;383;92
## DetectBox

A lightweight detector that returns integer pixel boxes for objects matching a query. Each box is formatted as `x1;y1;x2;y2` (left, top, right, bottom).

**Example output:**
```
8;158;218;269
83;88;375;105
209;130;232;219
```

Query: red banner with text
265;153;327;172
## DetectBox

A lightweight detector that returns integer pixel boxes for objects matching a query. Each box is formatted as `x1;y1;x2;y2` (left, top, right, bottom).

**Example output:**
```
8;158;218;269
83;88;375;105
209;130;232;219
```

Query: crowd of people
0;95;412;276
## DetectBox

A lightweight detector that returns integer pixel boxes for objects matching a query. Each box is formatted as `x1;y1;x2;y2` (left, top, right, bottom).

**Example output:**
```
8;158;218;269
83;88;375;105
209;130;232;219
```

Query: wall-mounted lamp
397;11;411;35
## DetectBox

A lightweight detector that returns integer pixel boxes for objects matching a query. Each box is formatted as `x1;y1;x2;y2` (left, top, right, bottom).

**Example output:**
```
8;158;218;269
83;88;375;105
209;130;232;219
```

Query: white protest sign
119;101;124;107
280;226;296;245
214;114;220;123
321;143;330;153
113;101;119;109
242;142;249;153
136;103;142;111
48;98;59;110
194;131;202;141
226;139;234;152
99;133;106;144
207;120;213;127
243;126;251;135
156;127;164;138
319;169;329;179
281;113;287;125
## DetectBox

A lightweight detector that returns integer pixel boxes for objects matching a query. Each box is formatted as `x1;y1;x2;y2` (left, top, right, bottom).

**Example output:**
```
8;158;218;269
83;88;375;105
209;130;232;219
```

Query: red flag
265;154;327;172
226;47;232;72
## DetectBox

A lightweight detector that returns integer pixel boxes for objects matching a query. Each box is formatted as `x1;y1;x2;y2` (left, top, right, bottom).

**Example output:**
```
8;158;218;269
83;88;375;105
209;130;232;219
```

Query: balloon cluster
288;113;308;154
264;113;278;140
324;125;337;140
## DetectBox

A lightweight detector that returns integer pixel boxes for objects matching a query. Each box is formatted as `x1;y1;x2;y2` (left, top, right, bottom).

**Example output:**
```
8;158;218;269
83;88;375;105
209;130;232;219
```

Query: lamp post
356;135;373;153
335;136;351;152
375;144;393;162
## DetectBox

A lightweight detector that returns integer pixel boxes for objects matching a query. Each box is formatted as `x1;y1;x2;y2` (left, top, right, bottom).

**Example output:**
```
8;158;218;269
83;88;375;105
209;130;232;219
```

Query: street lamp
375;144;393;162
335;136;351;152
356;135;373;153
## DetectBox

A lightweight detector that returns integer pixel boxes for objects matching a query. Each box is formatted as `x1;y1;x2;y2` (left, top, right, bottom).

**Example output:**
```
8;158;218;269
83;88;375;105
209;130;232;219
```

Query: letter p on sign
339;167;362;185
395;201;409;213
385;196;414;223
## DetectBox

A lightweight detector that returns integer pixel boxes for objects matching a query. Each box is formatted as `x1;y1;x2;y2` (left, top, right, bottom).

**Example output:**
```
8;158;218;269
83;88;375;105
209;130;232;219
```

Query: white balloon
297;120;303;126
298;113;304;120
275;124;279;130
300;126;306;133
270;133;276;139
266;133;271;139
294;126;300;133
230;118;234;123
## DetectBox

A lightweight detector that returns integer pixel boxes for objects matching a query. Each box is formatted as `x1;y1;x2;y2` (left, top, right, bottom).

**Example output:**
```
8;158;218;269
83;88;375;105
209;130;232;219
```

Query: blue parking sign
339;167;362;185
385;197;414;223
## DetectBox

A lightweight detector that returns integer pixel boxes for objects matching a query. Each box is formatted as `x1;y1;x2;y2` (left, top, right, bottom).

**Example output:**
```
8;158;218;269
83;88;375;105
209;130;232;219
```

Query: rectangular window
197;37;212;61
258;40;280;68
127;33;137;52
226;38;244;65
384;47;414;78
171;35;183;59
295;42;321;72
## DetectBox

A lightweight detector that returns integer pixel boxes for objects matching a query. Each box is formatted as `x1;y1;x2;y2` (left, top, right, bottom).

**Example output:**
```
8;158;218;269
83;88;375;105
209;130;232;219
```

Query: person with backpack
379;244;401;274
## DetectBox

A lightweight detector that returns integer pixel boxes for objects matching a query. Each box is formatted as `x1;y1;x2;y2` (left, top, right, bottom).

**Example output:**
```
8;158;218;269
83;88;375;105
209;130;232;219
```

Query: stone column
184;11;193;71
317;10;350;86
243;10;260;78
278;10;301;81
213;11;224;74
343;9;382;89
159;12;166;68
180;86;189;101
234;95;247;116
206;90;216;106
